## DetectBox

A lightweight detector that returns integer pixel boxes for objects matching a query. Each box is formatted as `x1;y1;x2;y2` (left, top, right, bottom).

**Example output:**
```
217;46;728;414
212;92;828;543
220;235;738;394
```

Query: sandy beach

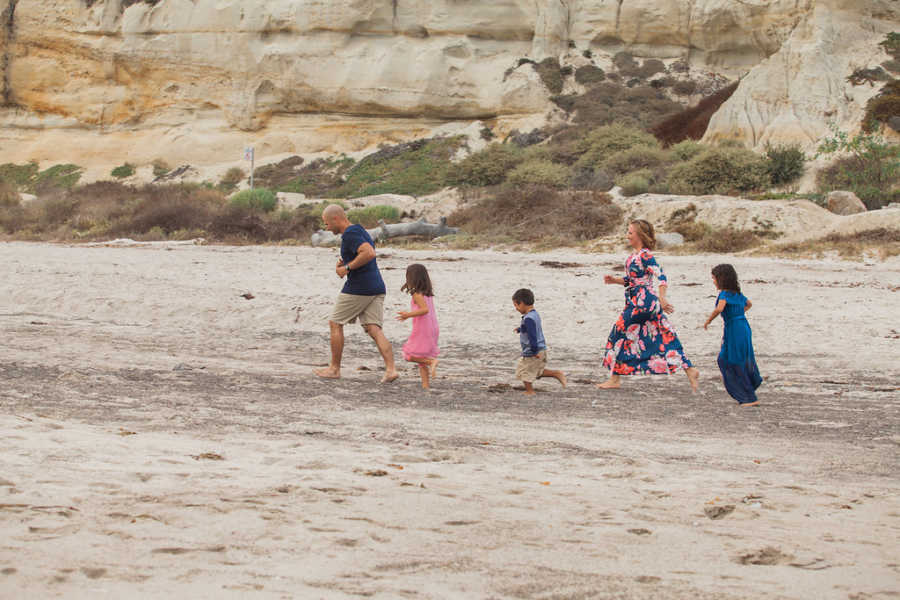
1;241;898;599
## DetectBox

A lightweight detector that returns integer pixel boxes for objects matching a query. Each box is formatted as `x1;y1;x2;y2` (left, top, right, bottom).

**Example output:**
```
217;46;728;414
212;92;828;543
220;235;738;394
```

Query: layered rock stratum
0;0;897;168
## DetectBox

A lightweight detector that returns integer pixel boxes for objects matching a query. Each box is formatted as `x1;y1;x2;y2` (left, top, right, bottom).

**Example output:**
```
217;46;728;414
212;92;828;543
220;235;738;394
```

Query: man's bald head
322;204;350;234
322;204;346;220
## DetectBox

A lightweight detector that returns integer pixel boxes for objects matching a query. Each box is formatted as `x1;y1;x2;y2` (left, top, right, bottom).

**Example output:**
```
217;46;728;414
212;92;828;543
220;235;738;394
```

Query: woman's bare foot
596;375;621;389
429;359;439;379
686;367;700;393
381;371;400;383
314;367;340;379
558;372;567;388
740;400;760;407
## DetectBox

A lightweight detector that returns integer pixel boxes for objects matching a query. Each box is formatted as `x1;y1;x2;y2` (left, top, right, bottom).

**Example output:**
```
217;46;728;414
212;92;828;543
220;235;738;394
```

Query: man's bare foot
558;372;567;388
524;389;536;396
314;367;340;379
686;367;700;393
596;376;620;389
429;359;439;379
740;400;760;407
381;371;400;383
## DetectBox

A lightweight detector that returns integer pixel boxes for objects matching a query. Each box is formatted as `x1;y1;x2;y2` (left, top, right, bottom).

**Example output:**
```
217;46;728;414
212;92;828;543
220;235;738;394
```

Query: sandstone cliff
0;0;896;168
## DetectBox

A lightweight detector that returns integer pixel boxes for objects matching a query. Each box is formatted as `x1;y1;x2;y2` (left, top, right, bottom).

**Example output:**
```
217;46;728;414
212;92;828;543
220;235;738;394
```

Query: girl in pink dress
396;264;440;389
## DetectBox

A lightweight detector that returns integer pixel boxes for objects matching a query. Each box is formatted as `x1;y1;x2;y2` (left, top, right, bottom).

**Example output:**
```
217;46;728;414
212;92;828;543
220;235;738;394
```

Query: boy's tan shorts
330;293;385;328
516;350;547;383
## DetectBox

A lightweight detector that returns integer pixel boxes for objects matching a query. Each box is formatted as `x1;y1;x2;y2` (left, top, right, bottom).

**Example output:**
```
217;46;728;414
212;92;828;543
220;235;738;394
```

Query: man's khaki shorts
516;350;547;383
330;293;385;328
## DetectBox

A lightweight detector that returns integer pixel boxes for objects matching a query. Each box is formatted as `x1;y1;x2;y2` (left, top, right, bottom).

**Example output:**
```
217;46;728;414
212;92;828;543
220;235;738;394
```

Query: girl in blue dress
598;220;700;392
703;264;762;406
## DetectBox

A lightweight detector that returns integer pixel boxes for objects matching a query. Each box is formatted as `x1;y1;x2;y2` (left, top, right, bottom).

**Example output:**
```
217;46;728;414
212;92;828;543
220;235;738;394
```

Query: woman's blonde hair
630;219;656;250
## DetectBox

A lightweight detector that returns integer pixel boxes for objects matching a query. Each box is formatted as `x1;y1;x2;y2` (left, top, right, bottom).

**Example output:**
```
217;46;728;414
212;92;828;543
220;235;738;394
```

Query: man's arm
337;242;376;277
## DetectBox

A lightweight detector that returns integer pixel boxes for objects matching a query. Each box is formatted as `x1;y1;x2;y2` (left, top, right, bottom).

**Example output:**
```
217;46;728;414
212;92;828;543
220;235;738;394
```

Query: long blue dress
716;290;762;404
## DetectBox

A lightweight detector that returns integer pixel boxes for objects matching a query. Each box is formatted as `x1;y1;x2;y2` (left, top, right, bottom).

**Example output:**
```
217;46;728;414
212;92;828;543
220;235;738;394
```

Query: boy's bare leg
539;369;567;387
364;324;399;383
596;374;621;389
314;320;344;379
417;364;430;390
523;381;535;395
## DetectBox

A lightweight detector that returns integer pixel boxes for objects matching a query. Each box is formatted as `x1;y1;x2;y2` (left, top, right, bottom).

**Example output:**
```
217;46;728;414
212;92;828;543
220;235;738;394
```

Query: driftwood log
310;217;459;247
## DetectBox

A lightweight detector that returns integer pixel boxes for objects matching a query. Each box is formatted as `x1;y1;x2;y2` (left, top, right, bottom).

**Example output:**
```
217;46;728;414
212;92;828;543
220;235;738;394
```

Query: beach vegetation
815;128;900;209
229;188;277;213
111;163;136;179
347;205;401;228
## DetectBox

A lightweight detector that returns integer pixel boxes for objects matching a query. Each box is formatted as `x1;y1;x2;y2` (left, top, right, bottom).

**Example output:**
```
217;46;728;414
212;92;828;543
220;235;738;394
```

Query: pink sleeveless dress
402;295;439;360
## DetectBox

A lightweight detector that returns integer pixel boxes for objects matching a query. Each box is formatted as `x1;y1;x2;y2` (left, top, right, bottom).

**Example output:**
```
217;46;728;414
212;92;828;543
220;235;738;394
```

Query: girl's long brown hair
401;263;434;296
712;263;741;294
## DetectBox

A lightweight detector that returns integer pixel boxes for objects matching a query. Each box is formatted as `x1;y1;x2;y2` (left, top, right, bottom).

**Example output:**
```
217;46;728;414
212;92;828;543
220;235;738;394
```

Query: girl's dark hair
401;263;434;296
711;264;741;294
630;219;656;250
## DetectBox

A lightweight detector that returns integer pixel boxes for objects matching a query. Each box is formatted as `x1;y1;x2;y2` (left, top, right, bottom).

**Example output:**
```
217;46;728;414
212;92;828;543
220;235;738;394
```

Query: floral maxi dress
602;248;693;375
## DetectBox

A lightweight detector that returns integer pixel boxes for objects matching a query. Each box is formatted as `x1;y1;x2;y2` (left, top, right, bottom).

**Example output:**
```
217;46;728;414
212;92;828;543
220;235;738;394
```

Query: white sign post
243;146;255;190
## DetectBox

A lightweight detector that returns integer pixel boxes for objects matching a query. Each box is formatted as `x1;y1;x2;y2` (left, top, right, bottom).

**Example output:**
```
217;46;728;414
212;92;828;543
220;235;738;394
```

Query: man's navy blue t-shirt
340;224;386;296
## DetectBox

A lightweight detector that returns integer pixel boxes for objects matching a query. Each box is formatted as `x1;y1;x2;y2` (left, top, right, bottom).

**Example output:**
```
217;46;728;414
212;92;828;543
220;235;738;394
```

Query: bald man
314;205;399;383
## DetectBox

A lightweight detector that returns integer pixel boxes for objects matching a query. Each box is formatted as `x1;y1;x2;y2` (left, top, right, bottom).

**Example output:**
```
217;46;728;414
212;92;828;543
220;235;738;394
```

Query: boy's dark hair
401;263;434;296
711;263;741;294
512;288;535;305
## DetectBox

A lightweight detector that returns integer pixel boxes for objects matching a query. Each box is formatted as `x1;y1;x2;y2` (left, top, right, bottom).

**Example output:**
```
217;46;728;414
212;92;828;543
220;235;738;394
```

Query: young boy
512;288;567;395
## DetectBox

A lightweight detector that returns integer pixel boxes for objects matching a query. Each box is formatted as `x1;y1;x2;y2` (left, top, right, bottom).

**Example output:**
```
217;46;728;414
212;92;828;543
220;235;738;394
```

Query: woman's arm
744;298;752;312
603;275;625;285
658;283;675;313
703;299;727;329
396;293;429;320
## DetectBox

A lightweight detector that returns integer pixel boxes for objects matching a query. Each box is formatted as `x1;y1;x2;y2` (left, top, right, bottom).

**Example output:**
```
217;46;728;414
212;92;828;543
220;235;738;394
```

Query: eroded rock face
703;0;900;148
0;0;895;166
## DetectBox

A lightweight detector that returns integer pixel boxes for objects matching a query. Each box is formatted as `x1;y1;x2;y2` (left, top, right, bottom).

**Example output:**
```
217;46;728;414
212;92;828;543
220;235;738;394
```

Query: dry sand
1;241;898;599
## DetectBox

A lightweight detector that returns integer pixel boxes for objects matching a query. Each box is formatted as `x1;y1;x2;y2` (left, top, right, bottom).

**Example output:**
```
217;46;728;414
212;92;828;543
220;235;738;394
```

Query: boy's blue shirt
519;308;547;356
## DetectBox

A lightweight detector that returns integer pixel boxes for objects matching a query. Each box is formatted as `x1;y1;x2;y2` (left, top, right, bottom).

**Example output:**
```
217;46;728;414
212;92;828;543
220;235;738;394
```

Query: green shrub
333;136;464;198
229;188;277;212
862;80;900;133
765;144;805;185
111;163;136;179
447;143;524;187
219;167;245;192
638;59;666;79
0;180;19;207
815;128;900;209
535;57;564;94
574;65;605;86
672;80;697;95
0;161;39;188
574;124;660;171
670;140;704;161
347;205;401;228
506;159;572;188
619;170;651;196
667;147;771;195
603;146;668;176
151;159;170;178
34;164;83;194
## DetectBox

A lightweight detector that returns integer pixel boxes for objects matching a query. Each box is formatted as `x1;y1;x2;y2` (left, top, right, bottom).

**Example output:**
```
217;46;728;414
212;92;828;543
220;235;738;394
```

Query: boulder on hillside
826;191;866;215
656;232;685;248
